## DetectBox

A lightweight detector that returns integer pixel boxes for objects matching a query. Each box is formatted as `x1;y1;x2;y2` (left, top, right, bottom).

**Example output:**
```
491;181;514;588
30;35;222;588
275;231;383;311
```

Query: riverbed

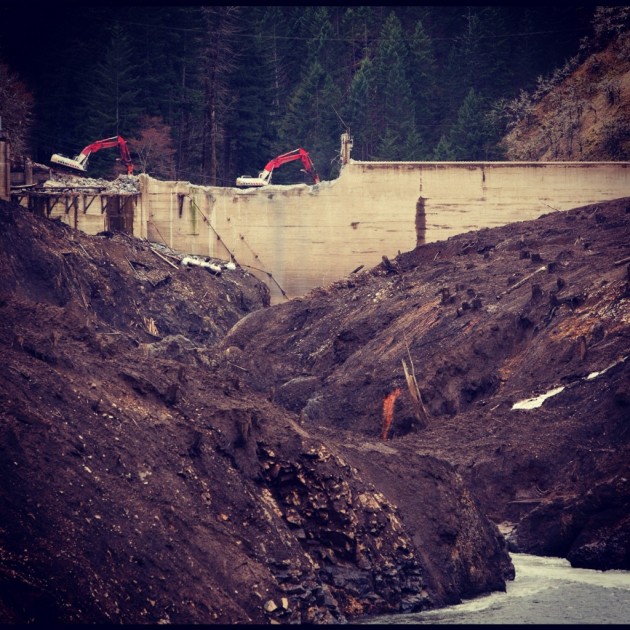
360;553;630;624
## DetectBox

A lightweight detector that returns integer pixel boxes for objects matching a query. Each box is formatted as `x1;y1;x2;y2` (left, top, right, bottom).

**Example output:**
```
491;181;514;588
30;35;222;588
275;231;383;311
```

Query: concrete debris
147;243;239;275
264;600;278;613
181;256;223;274
44;172;141;194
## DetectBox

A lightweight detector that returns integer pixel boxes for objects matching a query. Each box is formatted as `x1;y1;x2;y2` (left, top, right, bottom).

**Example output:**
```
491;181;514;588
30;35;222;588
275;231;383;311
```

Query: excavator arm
51;136;134;174
236;148;319;187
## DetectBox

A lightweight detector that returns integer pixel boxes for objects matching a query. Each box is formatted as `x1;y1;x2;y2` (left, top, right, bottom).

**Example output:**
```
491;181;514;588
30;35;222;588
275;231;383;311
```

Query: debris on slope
502;29;630;160
221;198;630;571
0;199;513;624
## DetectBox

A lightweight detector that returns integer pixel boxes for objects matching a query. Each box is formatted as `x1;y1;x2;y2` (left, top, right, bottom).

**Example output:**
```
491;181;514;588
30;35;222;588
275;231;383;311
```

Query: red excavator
236;148;319;187
50;136;134;175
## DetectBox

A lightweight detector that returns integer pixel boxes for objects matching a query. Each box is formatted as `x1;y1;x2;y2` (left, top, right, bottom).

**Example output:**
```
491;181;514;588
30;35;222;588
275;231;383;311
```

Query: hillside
503;24;630;160
223;197;630;571
1;189;628;623
0;199;512;624
3;7;630;624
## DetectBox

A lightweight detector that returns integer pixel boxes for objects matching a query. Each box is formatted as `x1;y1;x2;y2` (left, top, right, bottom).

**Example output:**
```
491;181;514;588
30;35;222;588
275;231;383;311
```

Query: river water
359;553;630;625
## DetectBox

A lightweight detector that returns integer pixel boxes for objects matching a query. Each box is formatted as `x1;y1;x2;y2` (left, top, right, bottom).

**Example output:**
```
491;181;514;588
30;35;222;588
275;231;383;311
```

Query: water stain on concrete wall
416;197;427;247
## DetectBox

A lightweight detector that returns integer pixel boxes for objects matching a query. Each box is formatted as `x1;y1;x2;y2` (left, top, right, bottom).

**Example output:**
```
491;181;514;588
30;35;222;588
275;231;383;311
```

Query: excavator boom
236;148;319;187
51;136;134;174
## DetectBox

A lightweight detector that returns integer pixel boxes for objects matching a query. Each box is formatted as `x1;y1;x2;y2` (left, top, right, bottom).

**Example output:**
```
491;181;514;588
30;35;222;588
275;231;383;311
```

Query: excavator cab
236;172;269;187
236;148;319;188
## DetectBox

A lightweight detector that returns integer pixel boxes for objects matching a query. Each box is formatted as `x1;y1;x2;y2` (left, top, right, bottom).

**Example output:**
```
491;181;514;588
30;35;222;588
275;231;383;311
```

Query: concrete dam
137;158;628;303
5;135;629;304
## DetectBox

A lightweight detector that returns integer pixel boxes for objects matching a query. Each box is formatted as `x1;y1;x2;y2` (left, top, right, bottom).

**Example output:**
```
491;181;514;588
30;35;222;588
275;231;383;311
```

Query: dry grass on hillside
502;35;630;161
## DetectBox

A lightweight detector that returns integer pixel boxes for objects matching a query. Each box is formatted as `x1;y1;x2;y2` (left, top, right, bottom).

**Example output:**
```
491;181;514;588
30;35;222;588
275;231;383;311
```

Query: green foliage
278;60;342;182
302;7;339;74
198;6;242;186
0;63;34;161
122;6;205;182
0;5;598;181
371;12;419;160
433;135;455;161
407;19;438;152
228;11;276;180
340;6;380;82
78;25;142;137
440;8;513;118
73;24;143;177
344;56;375;161
447;88;503;160
276;7;344;181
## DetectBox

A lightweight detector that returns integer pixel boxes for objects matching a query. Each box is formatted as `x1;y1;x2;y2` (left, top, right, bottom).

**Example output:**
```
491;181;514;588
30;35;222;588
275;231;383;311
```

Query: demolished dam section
13;158;630;304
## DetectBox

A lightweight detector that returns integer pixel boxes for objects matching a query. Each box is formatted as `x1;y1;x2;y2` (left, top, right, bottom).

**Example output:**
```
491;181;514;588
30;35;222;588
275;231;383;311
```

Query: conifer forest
0;6;594;185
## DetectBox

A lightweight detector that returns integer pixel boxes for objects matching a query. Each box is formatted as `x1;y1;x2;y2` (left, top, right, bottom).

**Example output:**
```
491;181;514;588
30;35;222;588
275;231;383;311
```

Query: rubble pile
44;171;140;193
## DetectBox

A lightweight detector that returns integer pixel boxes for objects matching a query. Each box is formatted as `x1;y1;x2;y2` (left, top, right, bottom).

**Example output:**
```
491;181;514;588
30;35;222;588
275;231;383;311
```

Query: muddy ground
0;193;628;624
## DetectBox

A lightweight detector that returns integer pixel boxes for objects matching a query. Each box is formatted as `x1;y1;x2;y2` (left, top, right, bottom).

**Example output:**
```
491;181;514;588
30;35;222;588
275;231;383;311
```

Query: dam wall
138;160;629;303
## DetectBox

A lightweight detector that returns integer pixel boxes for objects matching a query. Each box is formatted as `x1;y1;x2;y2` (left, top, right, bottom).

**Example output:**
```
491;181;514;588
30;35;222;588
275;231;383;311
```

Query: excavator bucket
50;153;87;172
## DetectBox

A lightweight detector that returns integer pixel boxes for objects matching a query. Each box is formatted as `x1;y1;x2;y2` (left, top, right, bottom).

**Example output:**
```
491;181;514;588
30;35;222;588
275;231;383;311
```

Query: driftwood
496;265;547;299
402;359;428;429
150;247;179;269
402;334;429;428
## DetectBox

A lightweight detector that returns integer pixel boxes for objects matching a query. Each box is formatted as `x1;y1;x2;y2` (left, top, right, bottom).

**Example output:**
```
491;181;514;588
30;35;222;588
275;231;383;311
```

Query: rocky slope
502;24;630;161
0;199;513;624
0;193;628;624
221;197;630;569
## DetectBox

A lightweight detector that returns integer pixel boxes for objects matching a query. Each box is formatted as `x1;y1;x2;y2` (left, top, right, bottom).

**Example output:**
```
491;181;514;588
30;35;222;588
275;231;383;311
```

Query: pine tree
69;25;143;176
122;6;205;182
372;12;420;160
199;6;241;186
433;134;456;160
304;6;343;79
344;56;376;161
340;6;380;84
278;60;341;182
227;9;276;181
407;19;439;154
258;7;296;146
448;88;501;160
277;7;343;181
475;7;514;100
24;6;114;165
78;24;142;140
